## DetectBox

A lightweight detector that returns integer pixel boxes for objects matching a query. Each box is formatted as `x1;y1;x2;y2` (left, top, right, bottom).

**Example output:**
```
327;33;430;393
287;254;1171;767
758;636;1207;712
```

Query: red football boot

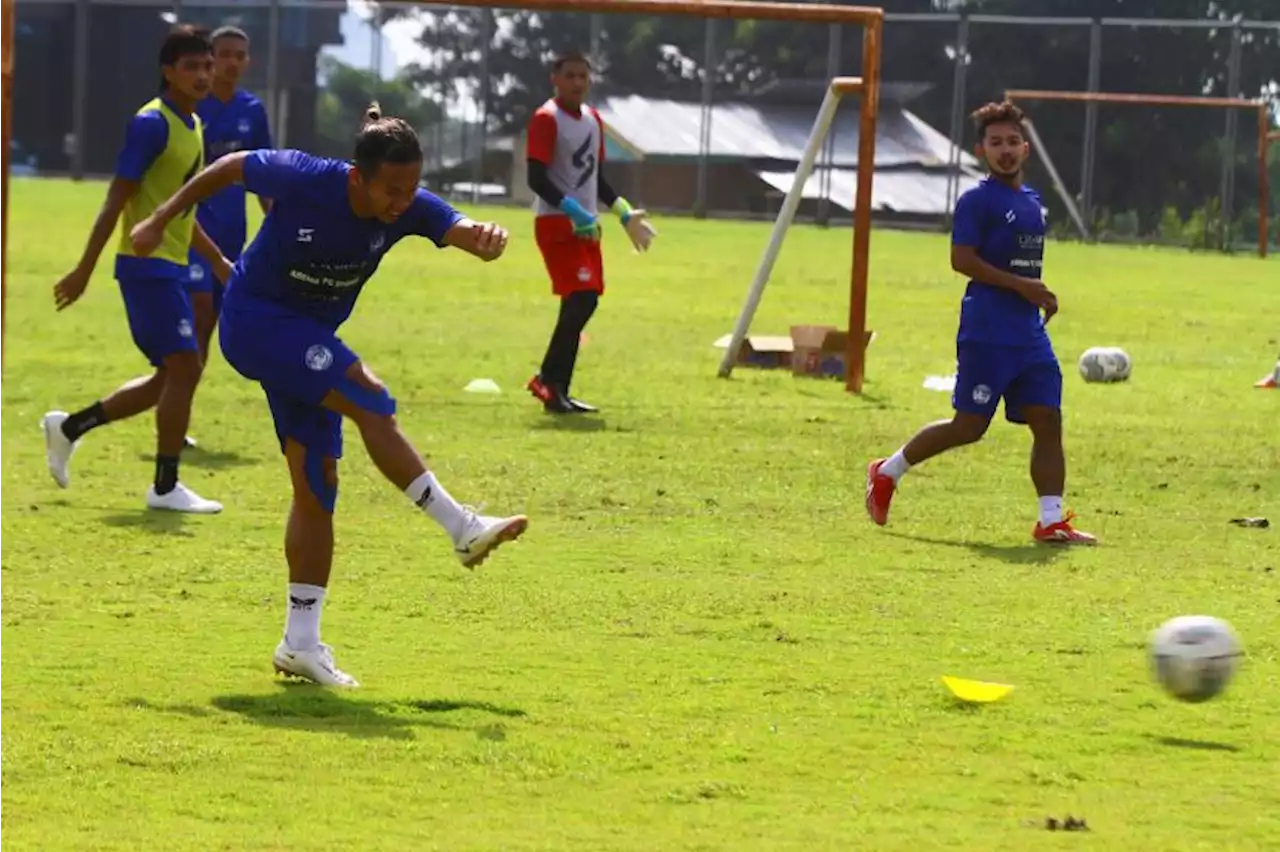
865;459;897;526
1033;511;1098;545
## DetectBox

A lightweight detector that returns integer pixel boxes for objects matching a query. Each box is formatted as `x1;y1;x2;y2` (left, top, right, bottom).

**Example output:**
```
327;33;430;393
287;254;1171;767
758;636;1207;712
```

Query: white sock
1039;496;1064;526
285;583;326;651
881;449;912;481
406;471;467;540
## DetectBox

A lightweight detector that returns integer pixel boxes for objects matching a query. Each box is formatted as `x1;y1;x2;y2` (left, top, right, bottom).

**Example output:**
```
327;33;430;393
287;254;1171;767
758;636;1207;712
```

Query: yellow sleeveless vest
117;98;204;266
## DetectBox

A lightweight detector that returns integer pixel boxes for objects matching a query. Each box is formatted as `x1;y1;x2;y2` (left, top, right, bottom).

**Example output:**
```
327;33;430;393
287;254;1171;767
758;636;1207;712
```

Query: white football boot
454;508;528;568
273;639;359;687
41;411;78;488
146;482;223;514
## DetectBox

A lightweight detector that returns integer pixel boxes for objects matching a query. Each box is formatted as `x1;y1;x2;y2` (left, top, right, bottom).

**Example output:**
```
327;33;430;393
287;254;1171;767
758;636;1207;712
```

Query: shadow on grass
1147;734;1242;753
207;688;528;741
940;698;989;713
99;510;195;538
123;697;213;718
792;385;893;410
882;530;1067;566
529;414;610;433
137;448;259;471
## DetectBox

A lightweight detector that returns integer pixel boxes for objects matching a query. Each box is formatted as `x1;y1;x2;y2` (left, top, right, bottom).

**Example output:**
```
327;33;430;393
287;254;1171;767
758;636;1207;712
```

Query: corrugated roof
755;167;984;216
595;95;979;170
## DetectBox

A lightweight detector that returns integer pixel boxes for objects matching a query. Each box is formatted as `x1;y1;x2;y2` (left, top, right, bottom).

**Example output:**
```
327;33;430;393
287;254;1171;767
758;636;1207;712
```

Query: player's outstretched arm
131;152;252;256
53;177;139;311
443;219;509;263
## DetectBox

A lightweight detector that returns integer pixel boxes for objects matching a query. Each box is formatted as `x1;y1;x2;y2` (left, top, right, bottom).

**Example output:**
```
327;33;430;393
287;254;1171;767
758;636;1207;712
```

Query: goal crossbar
411;0;883;25
1005;88;1272;257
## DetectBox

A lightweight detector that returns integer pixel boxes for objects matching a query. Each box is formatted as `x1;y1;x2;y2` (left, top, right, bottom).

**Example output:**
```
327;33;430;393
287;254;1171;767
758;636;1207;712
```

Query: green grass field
3;177;1279;851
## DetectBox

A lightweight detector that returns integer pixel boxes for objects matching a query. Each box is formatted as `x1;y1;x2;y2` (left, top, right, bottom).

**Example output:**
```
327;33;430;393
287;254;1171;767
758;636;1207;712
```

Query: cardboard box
713;333;795;370
789;324;872;380
713;326;875;379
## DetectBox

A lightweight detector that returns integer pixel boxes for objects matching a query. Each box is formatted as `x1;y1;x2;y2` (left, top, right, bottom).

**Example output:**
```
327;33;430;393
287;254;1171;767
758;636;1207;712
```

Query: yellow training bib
117;97;204;266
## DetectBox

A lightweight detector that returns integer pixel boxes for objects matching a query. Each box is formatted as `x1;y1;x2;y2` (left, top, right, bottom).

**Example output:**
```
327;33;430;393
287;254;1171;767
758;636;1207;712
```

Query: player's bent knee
335;375;397;418
302;447;339;513
951;413;991;444
343;360;387;393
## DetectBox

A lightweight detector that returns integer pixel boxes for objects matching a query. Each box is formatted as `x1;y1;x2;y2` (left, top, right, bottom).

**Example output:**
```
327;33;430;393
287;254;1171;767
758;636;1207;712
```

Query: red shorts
535;214;605;297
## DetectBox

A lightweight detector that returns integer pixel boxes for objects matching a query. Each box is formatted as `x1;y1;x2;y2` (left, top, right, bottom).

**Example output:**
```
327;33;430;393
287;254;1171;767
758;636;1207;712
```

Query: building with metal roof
510;81;984;221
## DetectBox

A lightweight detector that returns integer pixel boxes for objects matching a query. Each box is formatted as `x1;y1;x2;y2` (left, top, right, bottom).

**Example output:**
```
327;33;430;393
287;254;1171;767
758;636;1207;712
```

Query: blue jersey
227;149;464;329
195;90;272;257
951;177;1049;348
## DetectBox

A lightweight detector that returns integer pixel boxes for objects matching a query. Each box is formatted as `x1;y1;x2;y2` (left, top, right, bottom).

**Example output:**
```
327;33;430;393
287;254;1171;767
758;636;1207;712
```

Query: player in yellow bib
42;25;230;513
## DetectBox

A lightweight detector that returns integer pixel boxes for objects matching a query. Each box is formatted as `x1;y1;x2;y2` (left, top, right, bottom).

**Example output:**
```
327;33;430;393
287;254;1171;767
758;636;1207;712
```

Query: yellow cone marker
941;676;1014;703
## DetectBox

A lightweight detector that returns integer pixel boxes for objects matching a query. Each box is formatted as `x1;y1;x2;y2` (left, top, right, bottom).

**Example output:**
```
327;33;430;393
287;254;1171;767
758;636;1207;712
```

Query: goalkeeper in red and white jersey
524;51;656;415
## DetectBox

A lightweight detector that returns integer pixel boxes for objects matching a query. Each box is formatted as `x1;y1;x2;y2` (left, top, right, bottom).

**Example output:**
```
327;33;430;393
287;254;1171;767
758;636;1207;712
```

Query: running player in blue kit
43;25;228;514
865;100;1096;545
187;25;272;363
131;103;529;686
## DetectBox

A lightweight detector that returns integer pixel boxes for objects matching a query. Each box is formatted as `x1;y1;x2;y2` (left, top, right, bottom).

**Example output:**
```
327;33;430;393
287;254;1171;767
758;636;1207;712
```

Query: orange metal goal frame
1005;88;1274;258
1268;128;1280;254
415;0;886;393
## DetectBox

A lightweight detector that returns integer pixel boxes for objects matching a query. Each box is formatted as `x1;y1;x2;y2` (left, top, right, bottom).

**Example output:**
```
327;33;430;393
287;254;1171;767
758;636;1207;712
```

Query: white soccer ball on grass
1149;615;1242;703
1077;346;1132;383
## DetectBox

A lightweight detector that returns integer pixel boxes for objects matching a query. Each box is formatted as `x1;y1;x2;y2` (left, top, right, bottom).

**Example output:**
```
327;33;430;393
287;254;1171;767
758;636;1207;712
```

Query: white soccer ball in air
1149;615;1242;703
1077;346;1132;383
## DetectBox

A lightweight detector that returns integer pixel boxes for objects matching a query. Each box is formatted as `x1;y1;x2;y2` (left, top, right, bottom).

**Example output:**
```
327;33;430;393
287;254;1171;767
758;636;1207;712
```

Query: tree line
352;0;1280;242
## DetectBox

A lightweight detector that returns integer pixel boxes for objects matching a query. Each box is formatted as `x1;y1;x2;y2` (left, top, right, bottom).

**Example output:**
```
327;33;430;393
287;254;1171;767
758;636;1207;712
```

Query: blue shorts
117;272;199;367
186;246;240;315
219;305;359;459
952;342;1062;424
185;257;223;297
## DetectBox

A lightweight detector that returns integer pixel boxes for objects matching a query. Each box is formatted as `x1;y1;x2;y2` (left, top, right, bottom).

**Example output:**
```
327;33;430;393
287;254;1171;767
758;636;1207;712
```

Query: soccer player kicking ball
130;103;529;687
865;100;1096;546
43;25;229;514
525;51;656;415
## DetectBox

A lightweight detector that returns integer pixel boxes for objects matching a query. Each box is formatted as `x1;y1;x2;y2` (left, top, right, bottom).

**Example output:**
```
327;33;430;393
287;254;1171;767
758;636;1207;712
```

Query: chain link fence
9;1;1279;250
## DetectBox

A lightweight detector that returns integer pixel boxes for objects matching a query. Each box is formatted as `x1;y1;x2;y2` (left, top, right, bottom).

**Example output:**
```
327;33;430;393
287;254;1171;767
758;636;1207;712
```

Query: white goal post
717;76;872;387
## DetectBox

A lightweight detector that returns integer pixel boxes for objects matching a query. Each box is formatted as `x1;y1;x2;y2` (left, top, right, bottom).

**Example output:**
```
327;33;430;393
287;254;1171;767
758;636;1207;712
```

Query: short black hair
158;24;211;91
552;51;591;72
971;100;1027;139
210;25;249;48
353;101;422;178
